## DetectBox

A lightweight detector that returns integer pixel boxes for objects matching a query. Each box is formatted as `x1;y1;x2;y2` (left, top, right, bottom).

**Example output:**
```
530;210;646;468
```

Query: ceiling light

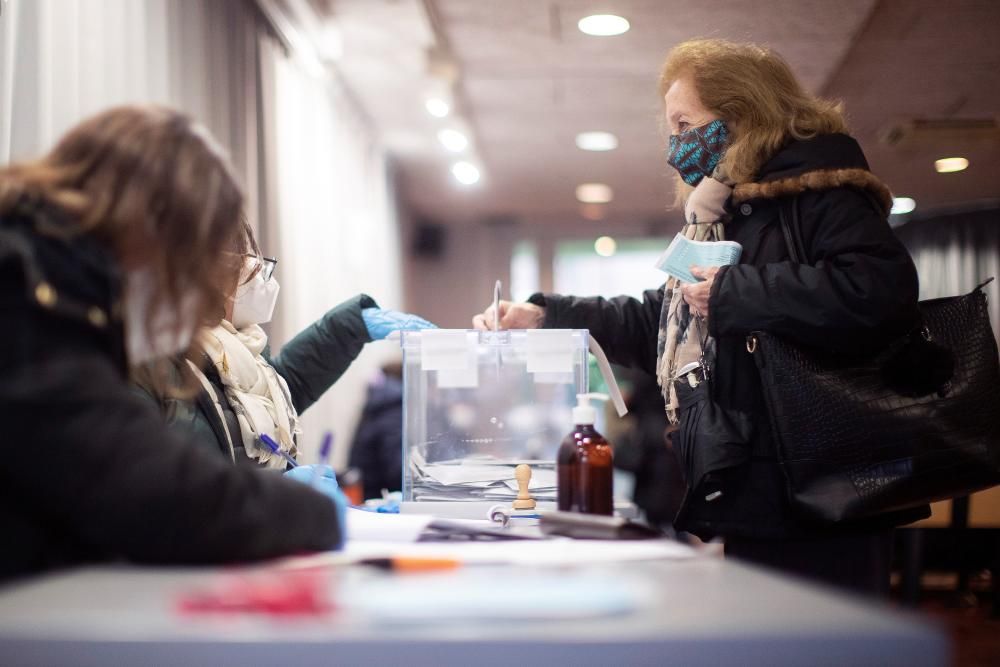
594;236;617;257
437;129;469;152
578;14;630;37
575;131;619;152
425;98;450;118
934;157;969;173
575;183;613;204
891;197;916;215
451;161;480;185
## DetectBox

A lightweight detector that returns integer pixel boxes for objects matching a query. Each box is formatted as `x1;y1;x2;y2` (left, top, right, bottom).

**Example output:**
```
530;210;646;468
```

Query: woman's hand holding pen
472;300;545;331
680;266;721;320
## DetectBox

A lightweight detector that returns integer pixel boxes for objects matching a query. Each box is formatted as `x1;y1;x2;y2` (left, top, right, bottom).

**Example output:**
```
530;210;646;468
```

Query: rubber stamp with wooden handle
512;463;537;510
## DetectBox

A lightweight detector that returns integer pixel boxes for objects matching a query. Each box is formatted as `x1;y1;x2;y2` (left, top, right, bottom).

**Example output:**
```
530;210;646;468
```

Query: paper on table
277;536;697;571
343;538;697;565
344;570;647;621
346;508;433;543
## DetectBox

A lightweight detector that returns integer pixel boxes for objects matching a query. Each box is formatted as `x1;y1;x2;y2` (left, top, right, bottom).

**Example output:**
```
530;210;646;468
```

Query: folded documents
654;233;742;284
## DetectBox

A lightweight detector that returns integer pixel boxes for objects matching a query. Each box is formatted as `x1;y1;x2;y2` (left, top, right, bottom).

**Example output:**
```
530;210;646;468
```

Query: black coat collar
732;134;892;215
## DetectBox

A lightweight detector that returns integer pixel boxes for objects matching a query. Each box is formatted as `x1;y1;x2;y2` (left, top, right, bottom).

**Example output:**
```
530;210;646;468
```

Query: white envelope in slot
526;329;575;374
420;330;475;371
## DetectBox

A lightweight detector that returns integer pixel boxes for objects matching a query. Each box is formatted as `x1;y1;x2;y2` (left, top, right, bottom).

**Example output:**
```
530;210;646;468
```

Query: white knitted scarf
194;321;301;468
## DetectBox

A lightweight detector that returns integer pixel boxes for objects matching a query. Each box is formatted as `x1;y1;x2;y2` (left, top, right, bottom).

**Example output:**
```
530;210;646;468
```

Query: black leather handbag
748;198;1000;523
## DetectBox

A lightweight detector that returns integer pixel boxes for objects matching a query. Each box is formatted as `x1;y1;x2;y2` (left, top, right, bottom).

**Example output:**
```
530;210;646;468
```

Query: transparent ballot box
400;329;589;510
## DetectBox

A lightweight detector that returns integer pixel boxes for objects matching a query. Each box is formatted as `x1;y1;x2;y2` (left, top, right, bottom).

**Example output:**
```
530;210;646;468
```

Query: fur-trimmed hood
731;134;893;216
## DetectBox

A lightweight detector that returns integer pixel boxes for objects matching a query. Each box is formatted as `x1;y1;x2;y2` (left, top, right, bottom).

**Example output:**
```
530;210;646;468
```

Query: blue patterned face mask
665;119;730;186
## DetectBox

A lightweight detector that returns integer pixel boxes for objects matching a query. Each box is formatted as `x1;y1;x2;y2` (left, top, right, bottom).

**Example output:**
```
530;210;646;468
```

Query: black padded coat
0;200;341;581
529;134;928;539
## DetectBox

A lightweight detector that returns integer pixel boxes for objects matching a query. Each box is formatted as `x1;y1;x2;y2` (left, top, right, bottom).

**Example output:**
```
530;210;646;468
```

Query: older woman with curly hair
475;39;923;595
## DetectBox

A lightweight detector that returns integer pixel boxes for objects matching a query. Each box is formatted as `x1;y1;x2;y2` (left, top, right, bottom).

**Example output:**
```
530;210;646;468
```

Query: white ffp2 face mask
231;263;280;329
123;268;198;365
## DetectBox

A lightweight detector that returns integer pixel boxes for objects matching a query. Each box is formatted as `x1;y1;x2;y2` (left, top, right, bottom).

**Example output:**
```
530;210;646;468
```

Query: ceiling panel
332;0;999;225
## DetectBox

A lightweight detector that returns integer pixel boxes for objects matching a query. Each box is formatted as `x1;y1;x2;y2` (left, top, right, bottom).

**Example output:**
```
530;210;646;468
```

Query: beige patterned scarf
655;220;727;423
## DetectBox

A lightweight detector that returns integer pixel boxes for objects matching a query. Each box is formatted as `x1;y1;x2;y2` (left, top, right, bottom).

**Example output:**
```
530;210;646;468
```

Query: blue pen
259;433;299;469
318;431;334;467
313;431;334;487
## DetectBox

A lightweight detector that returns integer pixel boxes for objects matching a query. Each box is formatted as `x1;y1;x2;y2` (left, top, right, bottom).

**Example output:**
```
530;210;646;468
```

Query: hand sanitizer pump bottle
557;393;613;516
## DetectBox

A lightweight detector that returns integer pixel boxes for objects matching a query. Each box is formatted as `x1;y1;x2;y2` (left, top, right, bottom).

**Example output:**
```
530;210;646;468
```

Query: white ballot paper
654;233;742;284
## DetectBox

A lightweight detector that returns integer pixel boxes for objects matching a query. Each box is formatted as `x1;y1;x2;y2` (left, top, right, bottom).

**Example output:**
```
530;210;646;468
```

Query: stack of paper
653;233;742;284
410;453;558;502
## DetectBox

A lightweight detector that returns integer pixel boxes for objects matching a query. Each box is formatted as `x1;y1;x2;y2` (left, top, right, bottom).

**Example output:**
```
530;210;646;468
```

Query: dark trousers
725;530;894;597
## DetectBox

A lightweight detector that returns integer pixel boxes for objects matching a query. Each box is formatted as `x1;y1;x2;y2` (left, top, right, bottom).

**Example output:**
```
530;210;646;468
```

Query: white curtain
1;0;170;162
264;39;403;465
1;0;404;465
0;0;265;226
896;209;1000;344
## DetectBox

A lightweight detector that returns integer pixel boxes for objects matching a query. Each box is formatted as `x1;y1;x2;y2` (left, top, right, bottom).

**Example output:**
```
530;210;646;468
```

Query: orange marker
360;557;462;573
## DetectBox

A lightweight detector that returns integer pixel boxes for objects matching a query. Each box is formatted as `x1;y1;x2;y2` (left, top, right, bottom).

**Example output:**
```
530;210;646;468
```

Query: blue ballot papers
653;233;742;283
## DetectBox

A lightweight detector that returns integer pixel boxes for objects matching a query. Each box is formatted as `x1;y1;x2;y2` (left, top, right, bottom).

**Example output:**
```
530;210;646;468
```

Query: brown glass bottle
557;424;614;515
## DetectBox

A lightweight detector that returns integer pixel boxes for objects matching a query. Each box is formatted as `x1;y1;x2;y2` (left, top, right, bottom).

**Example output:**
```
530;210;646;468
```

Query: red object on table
177;570;334;616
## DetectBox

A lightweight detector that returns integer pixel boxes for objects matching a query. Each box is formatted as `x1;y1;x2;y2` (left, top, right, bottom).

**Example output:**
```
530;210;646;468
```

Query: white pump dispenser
573;392;609;425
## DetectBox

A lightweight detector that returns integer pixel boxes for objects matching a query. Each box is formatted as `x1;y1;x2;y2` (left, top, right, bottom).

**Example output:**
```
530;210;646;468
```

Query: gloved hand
362;307;437;341
684;176;733;225
284;464;348;549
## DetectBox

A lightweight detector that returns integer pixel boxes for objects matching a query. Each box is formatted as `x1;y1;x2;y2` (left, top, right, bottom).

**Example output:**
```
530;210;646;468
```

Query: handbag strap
777;196;808;263
778;189;888;264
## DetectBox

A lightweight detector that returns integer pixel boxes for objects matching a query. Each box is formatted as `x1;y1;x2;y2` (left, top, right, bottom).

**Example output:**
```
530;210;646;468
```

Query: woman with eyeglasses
134;224;434;471
0;106;347;579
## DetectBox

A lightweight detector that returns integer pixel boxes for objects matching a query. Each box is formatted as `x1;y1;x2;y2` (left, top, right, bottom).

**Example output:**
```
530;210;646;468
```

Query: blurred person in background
611;369;685;530
474;39;922;595
348;360;405;500
0;106;345;580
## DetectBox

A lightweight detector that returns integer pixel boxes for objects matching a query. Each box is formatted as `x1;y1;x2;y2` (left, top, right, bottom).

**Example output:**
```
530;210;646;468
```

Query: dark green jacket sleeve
267;294;377;414
527;288;664;375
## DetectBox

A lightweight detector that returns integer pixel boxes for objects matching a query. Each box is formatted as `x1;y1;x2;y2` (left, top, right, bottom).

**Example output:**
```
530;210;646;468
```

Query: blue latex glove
284;464;348;549
362;307;437;341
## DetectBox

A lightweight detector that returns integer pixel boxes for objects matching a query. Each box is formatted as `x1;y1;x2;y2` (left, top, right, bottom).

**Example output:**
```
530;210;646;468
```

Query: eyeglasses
259;256;277;282
244;254;277;282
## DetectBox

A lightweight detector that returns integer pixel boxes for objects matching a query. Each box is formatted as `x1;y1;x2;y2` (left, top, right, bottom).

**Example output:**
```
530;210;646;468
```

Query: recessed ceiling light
594;236;617;257
891;197;916;215
438;129;469;152
934;157;969;173
425;98;450;118
578;14;630;37
451;161;480;185
576;183;613;204
575;131;619;151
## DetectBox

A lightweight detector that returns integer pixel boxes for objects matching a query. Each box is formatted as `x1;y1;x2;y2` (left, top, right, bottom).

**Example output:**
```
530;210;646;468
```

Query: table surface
0;547;948;667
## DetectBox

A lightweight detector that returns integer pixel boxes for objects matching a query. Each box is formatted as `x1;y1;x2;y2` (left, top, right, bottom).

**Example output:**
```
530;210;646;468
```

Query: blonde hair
660;39;847;198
